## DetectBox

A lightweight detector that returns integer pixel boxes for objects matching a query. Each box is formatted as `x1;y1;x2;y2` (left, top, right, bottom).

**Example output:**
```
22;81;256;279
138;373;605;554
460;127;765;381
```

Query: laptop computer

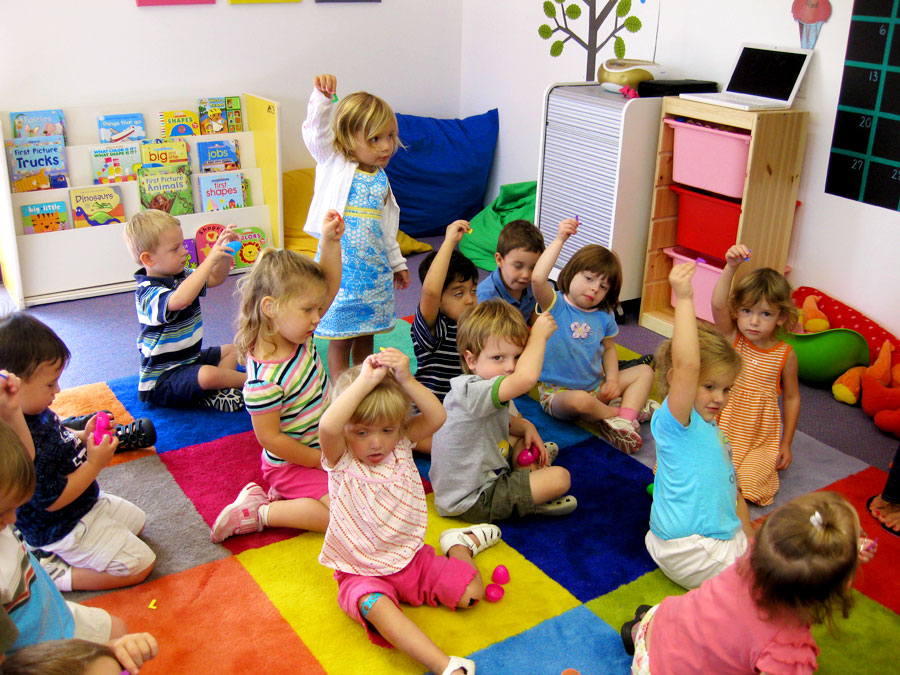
679;44;813;110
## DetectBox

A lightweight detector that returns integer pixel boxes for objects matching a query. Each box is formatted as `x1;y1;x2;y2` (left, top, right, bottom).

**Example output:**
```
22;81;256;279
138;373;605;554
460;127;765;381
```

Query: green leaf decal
624;16;642;33
550;40;564;56
616;0;631;18
543;1;556;18
538;24;553;39
614;36;625;58
565;3;581;19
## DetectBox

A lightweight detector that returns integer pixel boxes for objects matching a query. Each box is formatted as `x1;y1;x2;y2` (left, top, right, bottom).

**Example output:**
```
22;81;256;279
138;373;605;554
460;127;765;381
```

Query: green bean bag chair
458;181;536;271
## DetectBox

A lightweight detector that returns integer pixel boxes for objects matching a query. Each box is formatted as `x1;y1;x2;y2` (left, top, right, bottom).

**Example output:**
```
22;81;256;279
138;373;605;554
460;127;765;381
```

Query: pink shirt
650;558;819;675
319;437;427;576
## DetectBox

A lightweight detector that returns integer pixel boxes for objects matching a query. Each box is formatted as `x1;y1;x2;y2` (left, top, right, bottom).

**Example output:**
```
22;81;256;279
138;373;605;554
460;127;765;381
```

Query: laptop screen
727;46;809;100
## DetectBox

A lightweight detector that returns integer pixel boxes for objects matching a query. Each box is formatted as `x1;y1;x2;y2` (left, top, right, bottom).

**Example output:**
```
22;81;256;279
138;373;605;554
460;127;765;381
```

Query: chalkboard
825;0;900;211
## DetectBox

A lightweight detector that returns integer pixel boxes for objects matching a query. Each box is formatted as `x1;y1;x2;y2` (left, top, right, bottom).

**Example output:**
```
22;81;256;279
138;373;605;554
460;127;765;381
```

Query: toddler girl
645;263;754;589
532;217;657;454
302;72;410;379
624;491;876;674
318;347;499;675
209;210;343;543
711;245;800;506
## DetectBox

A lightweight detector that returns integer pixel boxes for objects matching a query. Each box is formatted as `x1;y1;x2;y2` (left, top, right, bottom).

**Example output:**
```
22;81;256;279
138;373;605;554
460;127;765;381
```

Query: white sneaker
639;399;661;423
201;387;245;412
210;482;268;543
599;416;642;454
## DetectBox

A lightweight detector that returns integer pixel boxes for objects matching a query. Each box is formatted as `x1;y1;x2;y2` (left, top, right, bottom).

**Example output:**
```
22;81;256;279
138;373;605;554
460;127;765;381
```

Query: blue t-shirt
476;267;537;323
16;411;99;548
538;290;618;390
649;398;740;541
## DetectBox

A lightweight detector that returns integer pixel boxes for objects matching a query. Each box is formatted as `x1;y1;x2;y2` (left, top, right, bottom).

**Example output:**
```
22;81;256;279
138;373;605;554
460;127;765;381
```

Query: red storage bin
670;184;741;262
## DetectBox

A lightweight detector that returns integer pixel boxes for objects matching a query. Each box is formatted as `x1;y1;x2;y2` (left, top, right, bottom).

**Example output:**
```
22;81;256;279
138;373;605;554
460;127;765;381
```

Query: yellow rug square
238;494;580;674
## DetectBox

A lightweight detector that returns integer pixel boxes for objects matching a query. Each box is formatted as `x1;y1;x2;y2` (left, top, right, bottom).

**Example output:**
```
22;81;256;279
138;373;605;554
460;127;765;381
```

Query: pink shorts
334;544;476;647
260;454;329;501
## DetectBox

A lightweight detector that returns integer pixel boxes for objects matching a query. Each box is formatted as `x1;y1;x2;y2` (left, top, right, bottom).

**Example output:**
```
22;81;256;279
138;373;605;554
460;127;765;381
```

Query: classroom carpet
48;322;899;674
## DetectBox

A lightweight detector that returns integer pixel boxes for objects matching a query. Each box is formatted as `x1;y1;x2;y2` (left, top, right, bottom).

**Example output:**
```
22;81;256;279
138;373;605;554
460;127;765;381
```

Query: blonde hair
123;210;181;264
0;420;36;503
654;321;742;398
556;245;622;312
744;491;860;632
729;267;799;333
330;365;412;428
234;248;327;363
456;300;530;375
2;639;118;675
332;92;401;161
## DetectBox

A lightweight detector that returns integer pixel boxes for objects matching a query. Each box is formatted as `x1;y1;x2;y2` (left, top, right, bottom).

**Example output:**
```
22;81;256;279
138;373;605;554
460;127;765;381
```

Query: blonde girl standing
532;217;657;454
209;210;344;543
302;72;410;379
711;244;800;506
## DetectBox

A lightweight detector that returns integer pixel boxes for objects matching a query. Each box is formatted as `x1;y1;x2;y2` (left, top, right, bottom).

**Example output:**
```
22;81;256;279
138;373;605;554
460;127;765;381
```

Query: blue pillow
384;109;499;237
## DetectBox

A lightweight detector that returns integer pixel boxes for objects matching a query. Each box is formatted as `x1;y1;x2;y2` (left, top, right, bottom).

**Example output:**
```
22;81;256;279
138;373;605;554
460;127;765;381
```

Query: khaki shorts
67;601;112;642
459;469;534;523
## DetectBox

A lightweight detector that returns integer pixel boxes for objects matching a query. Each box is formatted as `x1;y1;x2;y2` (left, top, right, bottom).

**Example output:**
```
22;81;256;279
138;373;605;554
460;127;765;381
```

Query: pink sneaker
210;482;268;543
638;399;661;423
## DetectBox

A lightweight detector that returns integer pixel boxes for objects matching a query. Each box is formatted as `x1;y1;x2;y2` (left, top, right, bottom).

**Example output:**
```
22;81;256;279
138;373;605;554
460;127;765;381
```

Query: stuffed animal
801;295;830;333
832;366;866;405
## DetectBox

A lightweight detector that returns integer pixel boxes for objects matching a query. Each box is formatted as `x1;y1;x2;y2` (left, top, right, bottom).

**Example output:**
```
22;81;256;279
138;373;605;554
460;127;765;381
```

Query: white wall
0;0;463;172
460;0;900;337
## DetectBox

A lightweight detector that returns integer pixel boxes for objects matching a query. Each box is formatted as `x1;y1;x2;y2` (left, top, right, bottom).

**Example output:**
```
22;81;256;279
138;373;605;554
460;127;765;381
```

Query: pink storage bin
664;118;751;198
664;246;724;323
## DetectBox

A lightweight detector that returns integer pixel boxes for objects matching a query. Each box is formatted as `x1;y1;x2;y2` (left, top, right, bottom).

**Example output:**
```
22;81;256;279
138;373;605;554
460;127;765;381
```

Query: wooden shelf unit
0;94;283;309
638;97;809;336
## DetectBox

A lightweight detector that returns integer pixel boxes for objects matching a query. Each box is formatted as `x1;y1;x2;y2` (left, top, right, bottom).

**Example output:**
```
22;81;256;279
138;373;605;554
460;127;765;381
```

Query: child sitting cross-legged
476;218;545;324
318;347;498;675
0;315;156;595
430;300;576;521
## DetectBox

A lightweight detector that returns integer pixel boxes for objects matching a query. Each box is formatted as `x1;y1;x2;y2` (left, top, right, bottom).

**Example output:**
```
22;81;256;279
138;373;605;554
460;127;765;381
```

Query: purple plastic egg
491;564;510;585
485;583;505;602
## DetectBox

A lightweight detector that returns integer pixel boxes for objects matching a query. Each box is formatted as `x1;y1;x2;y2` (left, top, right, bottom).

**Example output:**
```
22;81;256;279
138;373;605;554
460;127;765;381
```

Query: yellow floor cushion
282;168;433;259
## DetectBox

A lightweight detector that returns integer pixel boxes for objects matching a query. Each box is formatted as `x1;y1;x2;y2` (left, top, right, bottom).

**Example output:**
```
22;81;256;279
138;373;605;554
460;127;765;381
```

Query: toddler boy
0;314;155;595
123;210;246;411
411;220;478;402
476;219;545;323
429;300;576;522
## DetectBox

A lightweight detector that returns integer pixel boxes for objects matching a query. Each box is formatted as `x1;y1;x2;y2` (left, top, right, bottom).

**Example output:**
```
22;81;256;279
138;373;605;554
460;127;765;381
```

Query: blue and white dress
316;168;396;338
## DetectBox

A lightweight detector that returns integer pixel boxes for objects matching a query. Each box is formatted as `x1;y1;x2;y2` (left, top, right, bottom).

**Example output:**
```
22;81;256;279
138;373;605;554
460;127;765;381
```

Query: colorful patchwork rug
47;323;898;674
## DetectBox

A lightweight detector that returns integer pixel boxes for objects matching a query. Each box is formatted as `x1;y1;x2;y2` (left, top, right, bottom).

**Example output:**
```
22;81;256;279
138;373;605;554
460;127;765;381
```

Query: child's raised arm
319;209;345;312
497;312;557;402
711;244;750;338
376;348;446;443
0;371;35;459
667;263;701;427
419;220;470;331
318;355;387;467
167;225;236;310
532;218;577;310
303;74;338;165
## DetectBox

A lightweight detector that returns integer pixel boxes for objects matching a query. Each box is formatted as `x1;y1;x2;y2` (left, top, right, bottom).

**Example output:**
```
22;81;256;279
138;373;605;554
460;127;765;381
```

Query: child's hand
204;228;237;267
556;218;578;241
394;270;410;290
521;423;549;467
322;209;345;241
724;244;750;268
359;354;389;385
314;74;337;97
669;262;696;299
858;535;878;563
531;313;558;342
0;371;23;421
599;378;622;402
776;442;793;470
110;632;158;675
375;347;412;383
445;220;470;244
84;415;117;468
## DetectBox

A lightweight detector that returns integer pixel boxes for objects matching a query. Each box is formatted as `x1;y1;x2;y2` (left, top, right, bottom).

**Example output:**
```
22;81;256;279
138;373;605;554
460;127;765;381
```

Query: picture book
89;144;141;184
20;201;69;234
198;96;242;134
5;135;68;192
137;163;193;215
194;223;224;264
196;139;240;172
97;113;146;143
184;238;199;271
140;139;189;167
232;226;266;268
159;110;200;137
197;173;244;211
69;185;125;228
10;109;66;143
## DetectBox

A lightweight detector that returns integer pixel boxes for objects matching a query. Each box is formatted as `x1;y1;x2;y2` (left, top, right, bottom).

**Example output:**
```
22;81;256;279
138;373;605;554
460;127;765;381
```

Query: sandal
620;604;651;655
114;418;157;453
60;410;112;431
441;656;475;675
867;495;900;537
535;494;578;516
545;441;559;465
439;523;501;557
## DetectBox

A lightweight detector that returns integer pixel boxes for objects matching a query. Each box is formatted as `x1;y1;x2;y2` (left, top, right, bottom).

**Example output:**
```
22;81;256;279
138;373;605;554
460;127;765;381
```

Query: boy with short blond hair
476;219;545;323
429;300;577;522
123;210;246;411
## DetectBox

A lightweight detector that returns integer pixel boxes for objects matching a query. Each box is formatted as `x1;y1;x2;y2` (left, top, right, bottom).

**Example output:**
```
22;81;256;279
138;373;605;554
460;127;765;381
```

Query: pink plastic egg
484;583;505;602
491;564;510;585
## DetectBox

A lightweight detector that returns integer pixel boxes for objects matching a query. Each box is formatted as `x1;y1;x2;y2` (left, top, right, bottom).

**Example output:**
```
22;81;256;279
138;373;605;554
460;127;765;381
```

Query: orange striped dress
717;334;792;506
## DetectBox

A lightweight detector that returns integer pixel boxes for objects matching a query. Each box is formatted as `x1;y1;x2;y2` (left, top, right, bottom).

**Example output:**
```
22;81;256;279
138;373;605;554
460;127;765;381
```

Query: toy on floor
485;584;505;602
800;295;830;332
491;564;510;584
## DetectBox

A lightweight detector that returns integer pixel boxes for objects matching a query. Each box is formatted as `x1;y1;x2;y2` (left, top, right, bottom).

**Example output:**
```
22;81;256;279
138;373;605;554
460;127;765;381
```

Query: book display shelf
0;94;283;309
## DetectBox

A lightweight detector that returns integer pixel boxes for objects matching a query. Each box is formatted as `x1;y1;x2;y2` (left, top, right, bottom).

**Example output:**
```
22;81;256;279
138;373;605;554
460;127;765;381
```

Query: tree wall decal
538;0;644;81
